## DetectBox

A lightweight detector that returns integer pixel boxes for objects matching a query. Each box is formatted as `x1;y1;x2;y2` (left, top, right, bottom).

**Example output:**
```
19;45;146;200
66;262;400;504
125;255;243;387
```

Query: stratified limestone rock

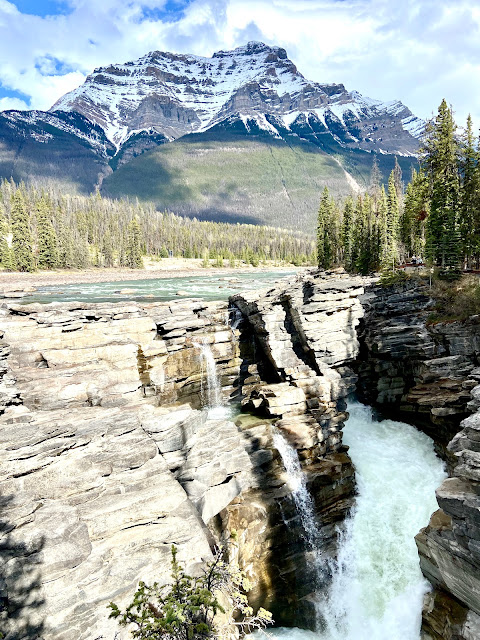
233;272;368;455
416;399;480;639
228;271;369;626
0;298;249;639
357;281;480;451
0;403;215;640
1;298;240;411
218;415;355;628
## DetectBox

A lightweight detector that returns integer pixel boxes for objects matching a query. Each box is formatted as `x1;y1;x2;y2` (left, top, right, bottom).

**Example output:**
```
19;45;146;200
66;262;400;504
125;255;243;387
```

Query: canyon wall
3;273;480;639
226;272;368;625
355;280;480;639
0;273;369;638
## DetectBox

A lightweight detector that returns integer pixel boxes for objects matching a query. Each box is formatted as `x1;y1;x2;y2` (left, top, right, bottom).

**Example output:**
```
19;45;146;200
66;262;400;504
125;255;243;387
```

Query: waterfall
262;402;447;640
193;338;225;417
228;306;243;345
273;431;325;602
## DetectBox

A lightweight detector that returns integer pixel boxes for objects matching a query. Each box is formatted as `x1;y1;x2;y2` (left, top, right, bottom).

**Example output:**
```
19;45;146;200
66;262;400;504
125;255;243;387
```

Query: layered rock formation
353;279;480;638
5;272;479;640
0;298;248;639
357;281;480;458
226;272;369;625
415;400;480;639
0;273;371;638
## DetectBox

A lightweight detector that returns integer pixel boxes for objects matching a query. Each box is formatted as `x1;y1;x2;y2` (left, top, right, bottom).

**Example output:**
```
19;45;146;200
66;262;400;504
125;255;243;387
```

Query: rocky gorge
1;272;480;640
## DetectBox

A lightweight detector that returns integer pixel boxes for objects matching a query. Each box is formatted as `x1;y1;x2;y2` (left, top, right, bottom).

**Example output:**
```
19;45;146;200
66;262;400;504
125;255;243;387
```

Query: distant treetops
0;180;316;272
317;99;480;279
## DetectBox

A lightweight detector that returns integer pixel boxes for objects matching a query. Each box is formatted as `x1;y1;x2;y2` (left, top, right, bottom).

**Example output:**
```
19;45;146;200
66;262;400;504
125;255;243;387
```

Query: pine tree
423;99;461;274
126;217;143;269
377;185;389;262
0;204;14;270
102;231;114;267
342;196;355;270
369;155;382;196
36;197;58;269
459;115;480;268
393;157;404;200
401;169;428;258
11;190;34;272
381;171;400;271
317;187;335;269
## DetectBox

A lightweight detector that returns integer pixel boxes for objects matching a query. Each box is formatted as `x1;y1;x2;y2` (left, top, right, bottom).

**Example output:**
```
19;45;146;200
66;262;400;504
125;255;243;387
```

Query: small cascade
264;402;447;640
193;338;225;417
228;306;243;345
273;431;325;615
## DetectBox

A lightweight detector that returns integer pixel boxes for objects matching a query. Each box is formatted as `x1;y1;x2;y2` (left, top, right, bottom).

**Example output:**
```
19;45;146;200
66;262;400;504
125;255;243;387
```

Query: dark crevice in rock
280;296;320;375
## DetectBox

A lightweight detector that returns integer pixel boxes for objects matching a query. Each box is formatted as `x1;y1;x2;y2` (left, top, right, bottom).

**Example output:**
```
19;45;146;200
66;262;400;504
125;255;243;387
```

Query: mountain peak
50;42;423;154
212;41;288;59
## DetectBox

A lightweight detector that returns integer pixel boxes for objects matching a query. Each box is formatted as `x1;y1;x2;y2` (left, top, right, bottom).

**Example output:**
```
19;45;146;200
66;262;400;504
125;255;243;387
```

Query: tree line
317;99;480;279
0;181;316;272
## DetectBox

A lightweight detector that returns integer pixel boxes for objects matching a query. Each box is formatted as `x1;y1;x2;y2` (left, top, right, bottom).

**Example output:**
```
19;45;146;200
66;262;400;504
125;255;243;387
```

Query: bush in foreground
108;543;273;640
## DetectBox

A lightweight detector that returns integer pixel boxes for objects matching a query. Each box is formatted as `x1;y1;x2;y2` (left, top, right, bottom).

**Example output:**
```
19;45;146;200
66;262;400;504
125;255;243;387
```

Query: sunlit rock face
0;272;370;637
5;272;480;640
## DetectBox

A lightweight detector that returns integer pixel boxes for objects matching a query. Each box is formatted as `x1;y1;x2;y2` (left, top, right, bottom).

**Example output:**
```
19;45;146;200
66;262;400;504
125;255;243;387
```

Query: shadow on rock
0;495;45;639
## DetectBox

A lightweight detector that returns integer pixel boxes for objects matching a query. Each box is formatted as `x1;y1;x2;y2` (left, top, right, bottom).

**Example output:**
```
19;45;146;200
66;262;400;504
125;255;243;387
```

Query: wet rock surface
354;280;480;640
6;272;480;639
229;272;370;625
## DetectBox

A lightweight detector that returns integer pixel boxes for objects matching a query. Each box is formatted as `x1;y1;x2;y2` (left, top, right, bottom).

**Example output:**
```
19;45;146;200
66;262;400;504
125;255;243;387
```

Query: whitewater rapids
261;401;447;640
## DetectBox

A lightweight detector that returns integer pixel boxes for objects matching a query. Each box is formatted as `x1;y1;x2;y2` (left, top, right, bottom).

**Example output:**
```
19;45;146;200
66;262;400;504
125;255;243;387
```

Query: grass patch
427;275;480;323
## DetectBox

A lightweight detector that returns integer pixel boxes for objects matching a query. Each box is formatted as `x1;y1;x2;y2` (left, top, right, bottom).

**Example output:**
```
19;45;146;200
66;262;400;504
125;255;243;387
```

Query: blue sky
0;0;479;129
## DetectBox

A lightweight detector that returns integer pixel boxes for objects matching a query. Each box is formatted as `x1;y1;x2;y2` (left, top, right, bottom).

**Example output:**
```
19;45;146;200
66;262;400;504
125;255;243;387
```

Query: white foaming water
262;402;446;640
193;339;223;412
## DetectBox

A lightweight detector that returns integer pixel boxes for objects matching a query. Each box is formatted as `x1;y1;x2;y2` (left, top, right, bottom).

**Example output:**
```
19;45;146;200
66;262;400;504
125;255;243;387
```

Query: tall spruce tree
380;171;400;271
126;217;143;269
317;187;334;269
0;203;14;270
459;115;480;268
36;197;58;269
423;99;461;273
342;196;355;270
11;190;34;272
401;169;428;258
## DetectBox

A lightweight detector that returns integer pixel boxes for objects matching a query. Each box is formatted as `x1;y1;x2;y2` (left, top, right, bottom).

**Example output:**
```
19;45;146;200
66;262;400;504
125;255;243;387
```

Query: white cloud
0;96;29;110
0;0;479;130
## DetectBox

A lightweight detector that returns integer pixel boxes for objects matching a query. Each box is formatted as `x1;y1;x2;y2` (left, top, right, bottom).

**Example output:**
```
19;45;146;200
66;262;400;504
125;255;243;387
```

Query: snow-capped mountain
0;42;422;231
51;41;423;155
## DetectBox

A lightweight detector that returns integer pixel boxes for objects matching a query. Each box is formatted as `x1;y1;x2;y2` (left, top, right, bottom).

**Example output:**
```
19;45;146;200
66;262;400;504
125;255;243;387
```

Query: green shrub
108;543;273;640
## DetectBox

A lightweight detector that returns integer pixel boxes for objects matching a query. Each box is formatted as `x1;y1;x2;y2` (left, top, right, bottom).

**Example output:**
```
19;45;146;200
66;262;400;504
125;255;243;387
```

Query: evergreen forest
317;100;480;279
0;180;316;272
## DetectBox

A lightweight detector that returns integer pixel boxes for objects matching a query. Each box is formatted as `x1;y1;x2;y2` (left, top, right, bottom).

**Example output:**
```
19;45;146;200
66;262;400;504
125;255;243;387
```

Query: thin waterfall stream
194;338;232;419
262;401;447;640
273;432;325;587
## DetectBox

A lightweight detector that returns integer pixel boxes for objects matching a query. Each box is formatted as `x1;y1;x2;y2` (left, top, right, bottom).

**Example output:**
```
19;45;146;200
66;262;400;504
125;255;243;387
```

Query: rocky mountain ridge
0;42;420;228
51;41;423;155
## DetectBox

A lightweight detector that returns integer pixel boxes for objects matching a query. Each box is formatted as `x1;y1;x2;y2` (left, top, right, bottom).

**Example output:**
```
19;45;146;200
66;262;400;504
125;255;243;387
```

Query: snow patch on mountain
2;109;114;156
50;41;424;155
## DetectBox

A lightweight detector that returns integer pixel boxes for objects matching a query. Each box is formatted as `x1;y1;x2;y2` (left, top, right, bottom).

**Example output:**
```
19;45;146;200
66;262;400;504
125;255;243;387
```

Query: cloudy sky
0;0;478;128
